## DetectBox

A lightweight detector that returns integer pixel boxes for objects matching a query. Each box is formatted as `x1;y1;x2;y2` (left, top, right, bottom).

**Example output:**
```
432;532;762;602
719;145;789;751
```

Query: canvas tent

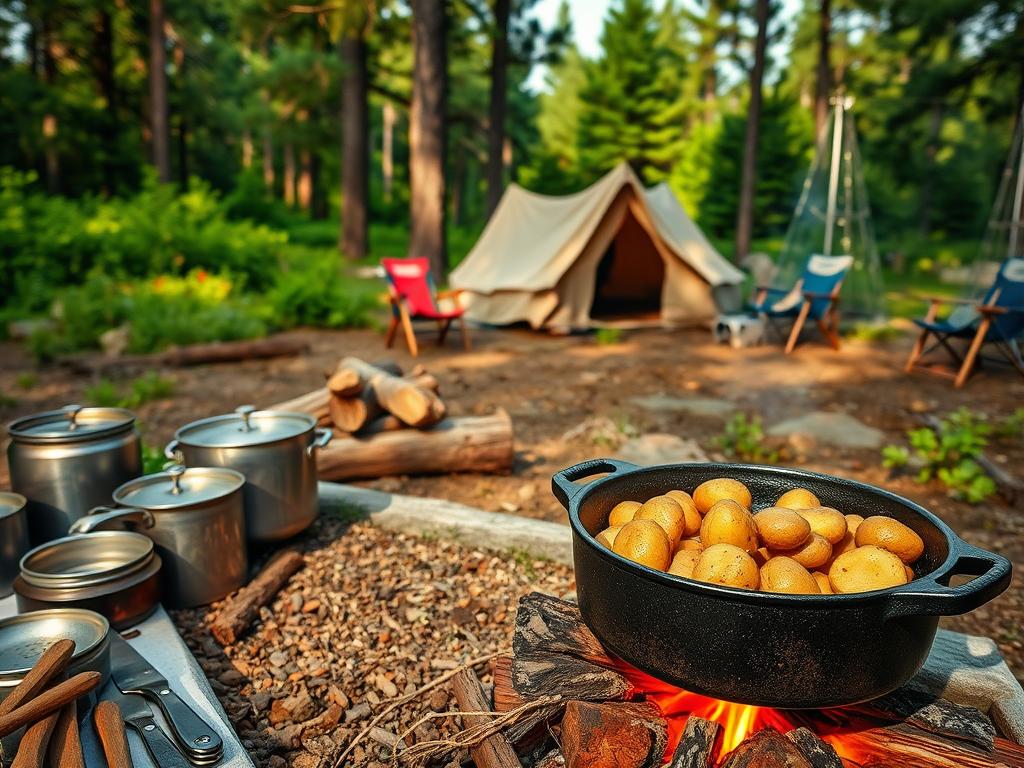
450;163;745;332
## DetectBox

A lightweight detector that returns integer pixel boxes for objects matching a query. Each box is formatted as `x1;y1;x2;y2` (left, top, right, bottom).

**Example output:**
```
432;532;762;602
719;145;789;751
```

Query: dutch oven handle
552;458;638;510
69;506;156;534
308;427;333;457
884;537;1012;619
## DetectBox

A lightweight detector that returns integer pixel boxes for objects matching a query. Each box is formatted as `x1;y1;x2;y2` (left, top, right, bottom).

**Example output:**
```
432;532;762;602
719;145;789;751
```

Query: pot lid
20;531;155;589
175;405;314;448
0;609;109;680
8;405;135;443
113;464;244;509
0;492;26;520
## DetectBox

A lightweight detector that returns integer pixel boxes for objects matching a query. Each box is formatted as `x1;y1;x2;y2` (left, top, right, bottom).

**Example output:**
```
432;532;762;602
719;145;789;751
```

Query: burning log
853;686;995;750
450;668;522;768
719;728;812;768
560;700;667;768
668;716;720;768
210;549;305;645
784;728;842;768
835;722;1024;768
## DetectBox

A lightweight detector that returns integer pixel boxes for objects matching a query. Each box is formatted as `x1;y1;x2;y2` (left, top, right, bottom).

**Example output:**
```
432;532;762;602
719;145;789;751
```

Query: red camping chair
381;257;471;357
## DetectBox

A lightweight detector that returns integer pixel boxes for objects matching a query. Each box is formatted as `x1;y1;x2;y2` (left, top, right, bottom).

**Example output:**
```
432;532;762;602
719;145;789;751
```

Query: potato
677;537;704;553
612;520;671;571
608;500;642;527
812;571;833;594
692;544;760;590
636;495;686;548
829;545;909;593
700;500;759;553
760;556;820;594
667;549;701;579
775;488;821;510
796;507;848;545
905;564;916;582
845;514;865;537
665;490;702;536
752;546;772;567
693;478;752;514
775;533;832;570
855;516;925;564
595;526;622;549
754;507;812;550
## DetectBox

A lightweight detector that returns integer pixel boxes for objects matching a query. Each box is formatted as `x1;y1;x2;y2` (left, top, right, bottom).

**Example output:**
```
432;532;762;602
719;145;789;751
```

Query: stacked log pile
270;357;514;481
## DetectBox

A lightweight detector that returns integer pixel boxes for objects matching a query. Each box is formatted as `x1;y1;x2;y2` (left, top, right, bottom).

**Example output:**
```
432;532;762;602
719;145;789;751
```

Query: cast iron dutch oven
553;459;1012;709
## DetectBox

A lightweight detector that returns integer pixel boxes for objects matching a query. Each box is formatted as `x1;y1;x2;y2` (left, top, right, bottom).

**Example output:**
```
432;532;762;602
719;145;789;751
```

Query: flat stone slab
614;434;710;466
629;394;736;418
767;410;885;449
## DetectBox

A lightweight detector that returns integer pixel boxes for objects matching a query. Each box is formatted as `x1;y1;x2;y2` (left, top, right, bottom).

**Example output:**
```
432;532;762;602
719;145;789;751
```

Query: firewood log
326;359;402;396
450;668;521;768
560;701;666;768
210;550;305;645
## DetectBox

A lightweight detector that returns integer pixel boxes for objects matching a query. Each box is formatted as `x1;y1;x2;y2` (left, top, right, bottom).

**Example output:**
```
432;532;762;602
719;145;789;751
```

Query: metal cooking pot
14;531;161;629
71;464;247;608
0;493;30;598
165;405;331;543
7;405;142;545
553;459;1012;709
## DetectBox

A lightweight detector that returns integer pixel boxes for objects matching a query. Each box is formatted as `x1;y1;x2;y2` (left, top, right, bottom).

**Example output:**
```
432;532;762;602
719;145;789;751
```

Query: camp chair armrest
977;303;1024;316
755;286;788;296
802;291;840;300
435;288;464;300
915;294;976;306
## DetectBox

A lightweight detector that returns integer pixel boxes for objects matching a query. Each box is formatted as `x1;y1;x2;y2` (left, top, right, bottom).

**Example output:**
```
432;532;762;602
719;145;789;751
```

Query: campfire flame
618;661;867;764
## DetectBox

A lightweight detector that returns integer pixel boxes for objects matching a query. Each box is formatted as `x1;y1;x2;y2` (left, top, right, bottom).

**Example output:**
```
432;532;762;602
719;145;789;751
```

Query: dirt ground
1;324;1022;680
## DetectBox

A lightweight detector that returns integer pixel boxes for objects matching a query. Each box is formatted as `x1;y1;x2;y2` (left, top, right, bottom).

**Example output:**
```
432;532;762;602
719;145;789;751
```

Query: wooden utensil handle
0;639;75;718
48;702;85;768
94;701;133;768
0;672;102;738
10;710;59;768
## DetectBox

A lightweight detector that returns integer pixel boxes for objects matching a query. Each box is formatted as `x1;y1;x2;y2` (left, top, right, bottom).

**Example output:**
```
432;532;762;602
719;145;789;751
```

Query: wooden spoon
94;700;134;768
0;672;102;738
0;639;75;718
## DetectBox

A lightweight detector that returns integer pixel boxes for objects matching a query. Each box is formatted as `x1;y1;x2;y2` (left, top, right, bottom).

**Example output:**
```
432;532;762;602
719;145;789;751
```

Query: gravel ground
173;515;575;768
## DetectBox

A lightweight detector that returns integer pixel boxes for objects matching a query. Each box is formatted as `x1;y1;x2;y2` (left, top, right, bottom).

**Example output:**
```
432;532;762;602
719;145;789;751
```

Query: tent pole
1009;110;1024;259
824;96;844;256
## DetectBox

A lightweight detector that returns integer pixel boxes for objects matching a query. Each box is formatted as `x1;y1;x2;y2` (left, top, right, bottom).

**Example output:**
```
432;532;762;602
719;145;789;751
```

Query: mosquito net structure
769;95;886;321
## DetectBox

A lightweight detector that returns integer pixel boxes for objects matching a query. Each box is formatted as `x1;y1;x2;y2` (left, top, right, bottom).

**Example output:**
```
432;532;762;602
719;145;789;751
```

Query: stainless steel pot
71;465;247;608
0;493;30;598
7;405;142;545
165;405;331;543
14;531;162;629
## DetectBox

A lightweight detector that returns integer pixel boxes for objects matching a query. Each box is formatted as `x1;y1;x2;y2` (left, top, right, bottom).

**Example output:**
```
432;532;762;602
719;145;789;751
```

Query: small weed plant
715;413;778;463
84;371;176;410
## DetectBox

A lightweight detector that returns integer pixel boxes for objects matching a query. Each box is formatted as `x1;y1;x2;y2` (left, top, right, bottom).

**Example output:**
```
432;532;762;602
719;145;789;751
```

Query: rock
345;703;372;723
450;606;476;626
217;669;245;686
302;599;321;614
614;434;710;466
428;689;449;711
269;690;315;725
374;673;398;699
300;705;343;740
269;651;289;668
629;394;736;417
267;755;287;768
767;411;885;449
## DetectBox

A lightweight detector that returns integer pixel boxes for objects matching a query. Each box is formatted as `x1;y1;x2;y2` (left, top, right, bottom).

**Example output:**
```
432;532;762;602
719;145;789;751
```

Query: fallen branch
63;335;309;372
210;550;305;645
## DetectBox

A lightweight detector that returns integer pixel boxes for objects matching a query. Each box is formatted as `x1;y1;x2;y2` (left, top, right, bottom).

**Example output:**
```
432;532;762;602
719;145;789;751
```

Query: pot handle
307;427;333;457
164;439;182;461
884;538;1011;620
552;458;638;510
69;506;156;535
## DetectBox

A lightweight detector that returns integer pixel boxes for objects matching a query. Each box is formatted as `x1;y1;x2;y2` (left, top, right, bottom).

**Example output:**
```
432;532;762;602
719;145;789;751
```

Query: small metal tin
0;608;111;691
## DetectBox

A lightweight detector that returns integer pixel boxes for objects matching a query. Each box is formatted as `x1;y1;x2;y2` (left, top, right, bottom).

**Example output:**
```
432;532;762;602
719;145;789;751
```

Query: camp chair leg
437;319;451;346
904;327;931;372
398;306;419;357
785;301;812;354
816;308;841;350
996;339;1024;377
384;315;399;349
458;316;472;350
954;318;990;388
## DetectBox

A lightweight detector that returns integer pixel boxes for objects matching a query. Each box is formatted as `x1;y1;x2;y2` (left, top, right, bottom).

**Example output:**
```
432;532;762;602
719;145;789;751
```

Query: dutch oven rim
554;458;1011;616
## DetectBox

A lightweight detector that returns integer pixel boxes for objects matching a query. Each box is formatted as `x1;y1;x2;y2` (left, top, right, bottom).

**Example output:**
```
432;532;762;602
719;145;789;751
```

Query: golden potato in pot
635;495;687;549
665;490;702;536
855;516;925;565
775;533;832;570
754;507;812;550
608;500;642;527
692;544;760;590
829;545;909;593
795;507;848;545
595;526;622;549
760;556;820;594
612;519;672;571
700;500;759;553
775;487;821;510
693;478;752;514
667;549;701;579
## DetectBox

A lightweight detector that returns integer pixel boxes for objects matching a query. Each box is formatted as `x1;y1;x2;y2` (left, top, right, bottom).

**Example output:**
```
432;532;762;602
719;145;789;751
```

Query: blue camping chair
751;254;854;354
904;257;1024;388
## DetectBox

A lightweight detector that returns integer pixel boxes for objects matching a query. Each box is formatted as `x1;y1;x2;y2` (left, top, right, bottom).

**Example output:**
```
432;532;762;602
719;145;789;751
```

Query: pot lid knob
62;404;83;431
235;405;257;432
164;462;186;495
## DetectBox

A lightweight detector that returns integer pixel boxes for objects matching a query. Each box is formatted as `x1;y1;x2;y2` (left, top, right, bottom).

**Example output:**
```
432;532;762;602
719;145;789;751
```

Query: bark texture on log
327;358;402;396
854;687;995;750
719;728;811;768
316;411;513;481
836;722;1024;768
784;728;842;768
66;335;309;372
210;550;305;645
450;668;521;768
561;700;666;768
270;389;330;422
669;716;719;768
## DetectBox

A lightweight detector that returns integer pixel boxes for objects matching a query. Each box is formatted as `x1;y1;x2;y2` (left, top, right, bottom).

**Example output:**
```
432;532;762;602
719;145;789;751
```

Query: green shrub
85;371;176;409
882;408;997;503
594;327;623;345
715;413;779;464
267;257;379;329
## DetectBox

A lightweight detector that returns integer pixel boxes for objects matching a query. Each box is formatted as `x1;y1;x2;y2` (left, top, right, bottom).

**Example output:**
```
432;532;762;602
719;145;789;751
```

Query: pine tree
577;0;687;183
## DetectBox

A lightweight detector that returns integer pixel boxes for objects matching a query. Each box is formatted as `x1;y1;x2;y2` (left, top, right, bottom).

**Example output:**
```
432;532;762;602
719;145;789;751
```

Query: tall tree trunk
340;34;369;260
382;100;395;203
262;129;275;188
41;14;60;194
450;143;465;226
815;0;831;140
298;148;313;210
242;129;253;168
174;38;187;189
283;142;296;206
311;151;327;219
93;6;117;195
409;0;448;278
734;0;769;262
486;0;510;216
148;0;170;182
918;102;944;236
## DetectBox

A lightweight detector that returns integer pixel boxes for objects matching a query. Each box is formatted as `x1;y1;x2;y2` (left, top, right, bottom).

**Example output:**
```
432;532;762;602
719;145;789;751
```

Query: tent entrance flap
591;208;666;318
